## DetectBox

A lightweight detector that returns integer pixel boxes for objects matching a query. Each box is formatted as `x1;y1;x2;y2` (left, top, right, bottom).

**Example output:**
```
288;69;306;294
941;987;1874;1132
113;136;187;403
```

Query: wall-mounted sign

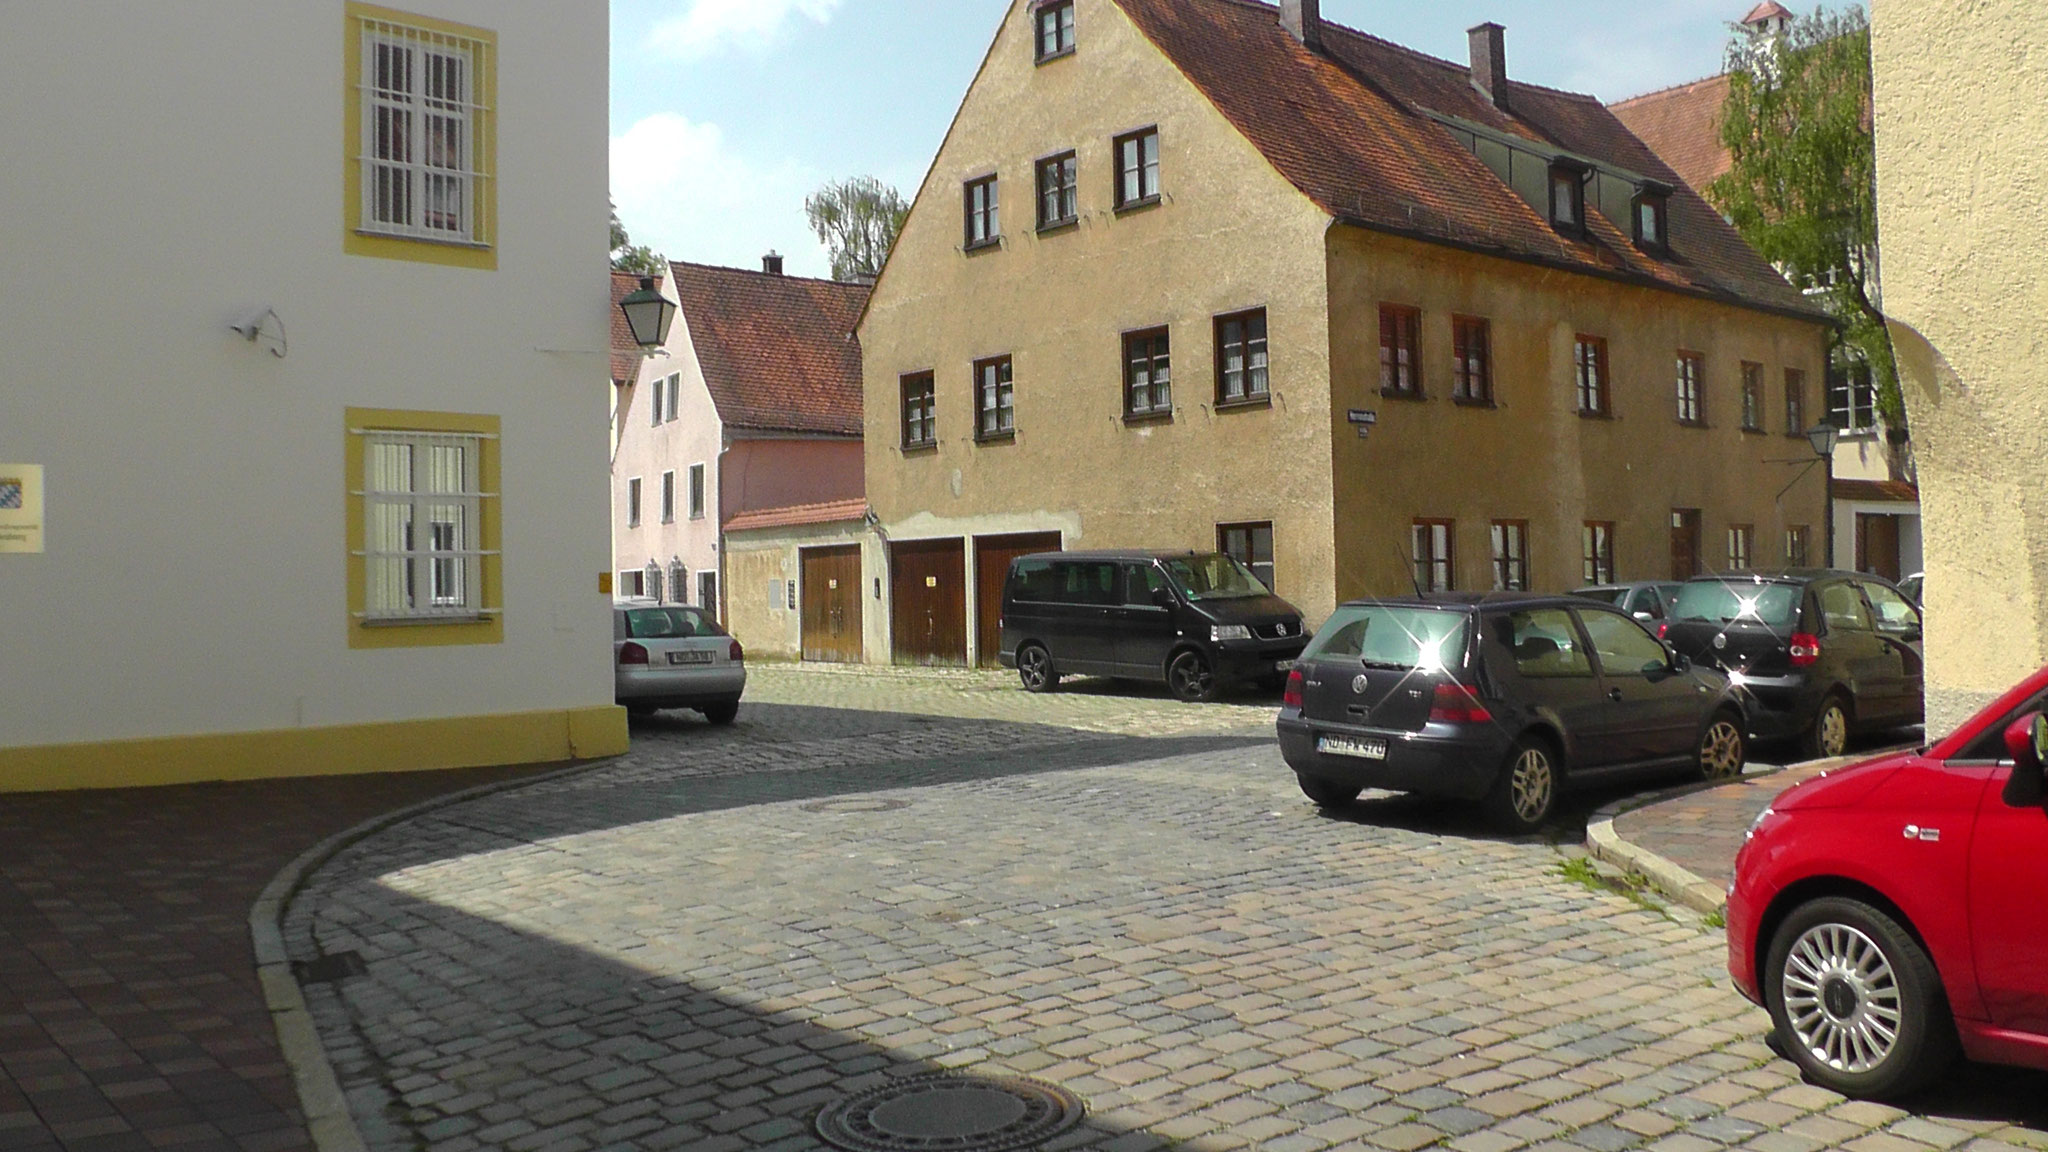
1345;409;1379;425
0;465;44;554
925;576;938;588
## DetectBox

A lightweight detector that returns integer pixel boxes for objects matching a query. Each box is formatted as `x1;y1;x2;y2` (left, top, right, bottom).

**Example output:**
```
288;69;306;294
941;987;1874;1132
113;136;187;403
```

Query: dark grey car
1278;594;1749;832
1572;581;1683;623
1659;570;1923;758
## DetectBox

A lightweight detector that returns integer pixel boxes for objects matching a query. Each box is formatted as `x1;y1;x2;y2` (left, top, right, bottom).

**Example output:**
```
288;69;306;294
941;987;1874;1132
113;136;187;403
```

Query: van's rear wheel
1017;643;1059;693
1166;650;1217;702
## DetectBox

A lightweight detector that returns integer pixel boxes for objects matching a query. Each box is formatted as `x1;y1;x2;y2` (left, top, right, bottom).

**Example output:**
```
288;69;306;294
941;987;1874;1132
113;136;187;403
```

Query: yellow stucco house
1872;0;2048;729
854;0;1833;668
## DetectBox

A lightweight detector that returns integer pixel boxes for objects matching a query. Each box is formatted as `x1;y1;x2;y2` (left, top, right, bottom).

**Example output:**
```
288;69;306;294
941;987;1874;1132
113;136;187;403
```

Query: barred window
355;12;493;247
360;429;491;621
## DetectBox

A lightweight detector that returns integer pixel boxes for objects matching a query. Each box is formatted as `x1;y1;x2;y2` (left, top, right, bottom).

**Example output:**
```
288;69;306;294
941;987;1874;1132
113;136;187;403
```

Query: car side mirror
1151;586;1176;608
1633;611;1653;621
2002;712;2048;807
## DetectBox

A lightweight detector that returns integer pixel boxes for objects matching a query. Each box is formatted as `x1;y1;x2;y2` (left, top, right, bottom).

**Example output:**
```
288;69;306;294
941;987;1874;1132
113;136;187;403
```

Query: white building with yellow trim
0;1;625;791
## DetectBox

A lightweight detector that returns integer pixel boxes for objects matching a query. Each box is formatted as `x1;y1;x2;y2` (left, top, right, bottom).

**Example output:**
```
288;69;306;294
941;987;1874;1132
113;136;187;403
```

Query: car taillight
1657;622;1670;640
729;639;745;662
619;642;649;666
1789;633;1821;667
1430;682;1493;725
1282;668;1304;710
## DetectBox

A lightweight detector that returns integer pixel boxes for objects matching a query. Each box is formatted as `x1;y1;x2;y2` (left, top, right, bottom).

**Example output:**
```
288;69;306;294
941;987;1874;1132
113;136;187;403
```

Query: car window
1573;587;1627;605
1009;559;1057;604
1579;610;1673;678
1952;684;2048;761
1055;561;1120;606
1489;609;1593;679
1304;605;1468;671
623;606;722;639
1820;582;1872;632
1124;563;1170;606
1626;588;1664;619
1162;552;1269;600
1861;582;1920;635
1673;580;1800;627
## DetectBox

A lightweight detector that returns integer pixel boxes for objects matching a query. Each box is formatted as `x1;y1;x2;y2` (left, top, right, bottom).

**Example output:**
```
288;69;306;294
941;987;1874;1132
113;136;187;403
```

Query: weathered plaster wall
859;0;1339;634
724;522;878;661
1872;0;2048;731
1325;228;1830;598
723;439;864;517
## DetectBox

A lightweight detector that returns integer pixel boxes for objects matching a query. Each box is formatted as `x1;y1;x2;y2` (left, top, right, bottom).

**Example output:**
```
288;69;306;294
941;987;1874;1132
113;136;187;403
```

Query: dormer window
1633;184;1671;252
1036;1;1075;62
1549;162;1586;233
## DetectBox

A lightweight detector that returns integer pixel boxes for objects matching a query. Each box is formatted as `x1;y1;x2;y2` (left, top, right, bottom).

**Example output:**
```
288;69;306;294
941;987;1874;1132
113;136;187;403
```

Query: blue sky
610;0;1753;279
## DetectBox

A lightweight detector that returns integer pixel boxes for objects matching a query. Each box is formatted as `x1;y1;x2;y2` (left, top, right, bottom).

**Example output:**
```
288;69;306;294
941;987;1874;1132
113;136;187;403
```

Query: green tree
804;176;909;282
609;206;664;277
1710;5;1899;425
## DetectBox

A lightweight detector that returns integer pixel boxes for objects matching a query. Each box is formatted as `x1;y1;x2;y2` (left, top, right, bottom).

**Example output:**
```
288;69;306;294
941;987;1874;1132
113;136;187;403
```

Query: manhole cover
800;797;912;814
814;1074;1085;1152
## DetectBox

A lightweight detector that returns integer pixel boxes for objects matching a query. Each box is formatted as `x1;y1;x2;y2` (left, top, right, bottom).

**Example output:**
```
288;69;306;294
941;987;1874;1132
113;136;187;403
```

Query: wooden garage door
890;538;967;667
973;532;1063;668
800;545;862;664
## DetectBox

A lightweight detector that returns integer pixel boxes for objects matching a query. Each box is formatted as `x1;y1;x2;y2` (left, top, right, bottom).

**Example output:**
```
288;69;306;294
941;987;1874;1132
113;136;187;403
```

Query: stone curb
1584;751;1881;915
247;756;626;1152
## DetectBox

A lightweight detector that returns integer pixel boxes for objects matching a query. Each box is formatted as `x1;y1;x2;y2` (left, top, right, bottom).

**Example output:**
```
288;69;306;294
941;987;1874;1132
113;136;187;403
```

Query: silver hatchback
613;601;745;723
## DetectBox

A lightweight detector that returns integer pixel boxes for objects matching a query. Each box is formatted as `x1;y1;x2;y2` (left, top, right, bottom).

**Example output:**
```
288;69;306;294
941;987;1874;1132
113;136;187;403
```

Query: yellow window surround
345;408;504;649
343;2;497;270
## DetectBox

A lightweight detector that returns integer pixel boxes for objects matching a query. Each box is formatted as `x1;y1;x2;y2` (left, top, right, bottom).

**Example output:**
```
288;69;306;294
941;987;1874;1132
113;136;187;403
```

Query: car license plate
668;650;714;665
1317;735;1387;761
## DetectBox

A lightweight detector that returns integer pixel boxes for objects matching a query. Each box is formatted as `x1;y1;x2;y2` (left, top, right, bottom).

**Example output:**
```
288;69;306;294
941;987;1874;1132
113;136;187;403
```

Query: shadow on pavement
300;888;1168;1150
1899;1063;2048;1129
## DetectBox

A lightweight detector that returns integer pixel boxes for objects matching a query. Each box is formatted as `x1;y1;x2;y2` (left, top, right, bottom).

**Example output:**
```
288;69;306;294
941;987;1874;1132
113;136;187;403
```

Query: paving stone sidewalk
0;764;572;1152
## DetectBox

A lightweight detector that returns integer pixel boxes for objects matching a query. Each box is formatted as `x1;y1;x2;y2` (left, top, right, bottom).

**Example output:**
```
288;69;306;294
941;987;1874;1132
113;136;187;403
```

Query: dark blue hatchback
1278;593;1751;832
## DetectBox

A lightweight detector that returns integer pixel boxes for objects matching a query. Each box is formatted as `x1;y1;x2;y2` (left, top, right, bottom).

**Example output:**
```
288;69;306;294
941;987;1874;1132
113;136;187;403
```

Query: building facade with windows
1872;0;2047;729
0;1;621;790
853;0;1830;667
611;259;868;627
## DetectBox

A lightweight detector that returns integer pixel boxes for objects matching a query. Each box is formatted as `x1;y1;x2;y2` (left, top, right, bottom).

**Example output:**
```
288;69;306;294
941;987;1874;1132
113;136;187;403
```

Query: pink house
611;258;869;619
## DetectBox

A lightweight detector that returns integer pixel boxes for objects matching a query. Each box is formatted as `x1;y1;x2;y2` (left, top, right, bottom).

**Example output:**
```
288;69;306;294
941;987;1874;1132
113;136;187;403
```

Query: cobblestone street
281;668;2048;1152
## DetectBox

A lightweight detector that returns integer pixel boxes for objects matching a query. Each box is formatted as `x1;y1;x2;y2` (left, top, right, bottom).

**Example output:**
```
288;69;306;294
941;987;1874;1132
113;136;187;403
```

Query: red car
1729;666;2048;1099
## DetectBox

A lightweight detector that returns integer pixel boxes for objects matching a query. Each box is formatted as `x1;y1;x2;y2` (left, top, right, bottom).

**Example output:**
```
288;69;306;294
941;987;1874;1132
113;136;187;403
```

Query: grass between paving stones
1555;854;1678;923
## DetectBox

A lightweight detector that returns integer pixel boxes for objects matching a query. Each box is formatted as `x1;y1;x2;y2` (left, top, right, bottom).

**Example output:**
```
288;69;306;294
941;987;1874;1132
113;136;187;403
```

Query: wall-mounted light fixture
229;307;287;359
618;277;677;352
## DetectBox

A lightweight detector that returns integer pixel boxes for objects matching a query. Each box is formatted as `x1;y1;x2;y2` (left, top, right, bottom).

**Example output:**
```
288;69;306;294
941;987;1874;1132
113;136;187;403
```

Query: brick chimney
762;251;784;275
1468;22;1509;112
1279;0;1321;50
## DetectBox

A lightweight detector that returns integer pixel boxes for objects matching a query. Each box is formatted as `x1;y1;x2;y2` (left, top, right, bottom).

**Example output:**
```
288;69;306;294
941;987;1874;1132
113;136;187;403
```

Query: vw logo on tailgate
1352;674;1371;694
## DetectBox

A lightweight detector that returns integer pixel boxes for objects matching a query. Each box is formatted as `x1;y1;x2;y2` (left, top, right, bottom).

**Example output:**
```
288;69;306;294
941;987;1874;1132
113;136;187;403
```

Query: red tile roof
724;498;869;534
1108;0;1825;322
670;261;870;436
609;269;647;386
1744;2;1793;25
1609;74;1735;201
1831;479;1919;504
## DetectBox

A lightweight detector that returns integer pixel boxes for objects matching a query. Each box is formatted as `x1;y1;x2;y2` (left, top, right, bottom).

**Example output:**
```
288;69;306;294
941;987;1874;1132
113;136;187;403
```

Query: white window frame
356;17;492;246
627;477;642;528
650;377;665;426
661;471;676;524
358;429;492;621
664;373;681;422
689;463;707;520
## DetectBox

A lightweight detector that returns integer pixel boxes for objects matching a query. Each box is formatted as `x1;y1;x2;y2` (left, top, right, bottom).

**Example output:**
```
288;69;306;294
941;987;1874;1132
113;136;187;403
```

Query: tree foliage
609;206;664;277
805;176;909;282
1710;5;1898;425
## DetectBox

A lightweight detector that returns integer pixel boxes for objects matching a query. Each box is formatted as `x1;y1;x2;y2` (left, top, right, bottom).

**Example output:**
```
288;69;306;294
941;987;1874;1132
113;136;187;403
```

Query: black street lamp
617;277;677;350
1807;422;1841;568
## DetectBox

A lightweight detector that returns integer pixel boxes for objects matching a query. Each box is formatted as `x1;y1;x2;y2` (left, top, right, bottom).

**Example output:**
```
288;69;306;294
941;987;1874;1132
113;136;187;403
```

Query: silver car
613;601;745;723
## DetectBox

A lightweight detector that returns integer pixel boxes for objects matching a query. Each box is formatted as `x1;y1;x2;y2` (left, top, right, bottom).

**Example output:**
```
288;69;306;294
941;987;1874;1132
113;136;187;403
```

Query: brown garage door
973;532;1063;668
891;538;967;666
800;545;863;663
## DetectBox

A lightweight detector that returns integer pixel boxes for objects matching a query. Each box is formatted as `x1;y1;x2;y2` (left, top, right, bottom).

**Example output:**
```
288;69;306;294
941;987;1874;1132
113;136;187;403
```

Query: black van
997;550;1308;701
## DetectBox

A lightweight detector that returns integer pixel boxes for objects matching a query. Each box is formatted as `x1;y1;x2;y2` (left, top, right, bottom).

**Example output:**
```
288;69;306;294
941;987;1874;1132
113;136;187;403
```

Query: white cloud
650;0;845;58
610;112;830;277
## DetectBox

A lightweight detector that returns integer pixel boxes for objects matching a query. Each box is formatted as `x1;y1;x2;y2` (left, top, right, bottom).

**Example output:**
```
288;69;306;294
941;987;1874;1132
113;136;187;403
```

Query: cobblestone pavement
282;675;2047;1152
